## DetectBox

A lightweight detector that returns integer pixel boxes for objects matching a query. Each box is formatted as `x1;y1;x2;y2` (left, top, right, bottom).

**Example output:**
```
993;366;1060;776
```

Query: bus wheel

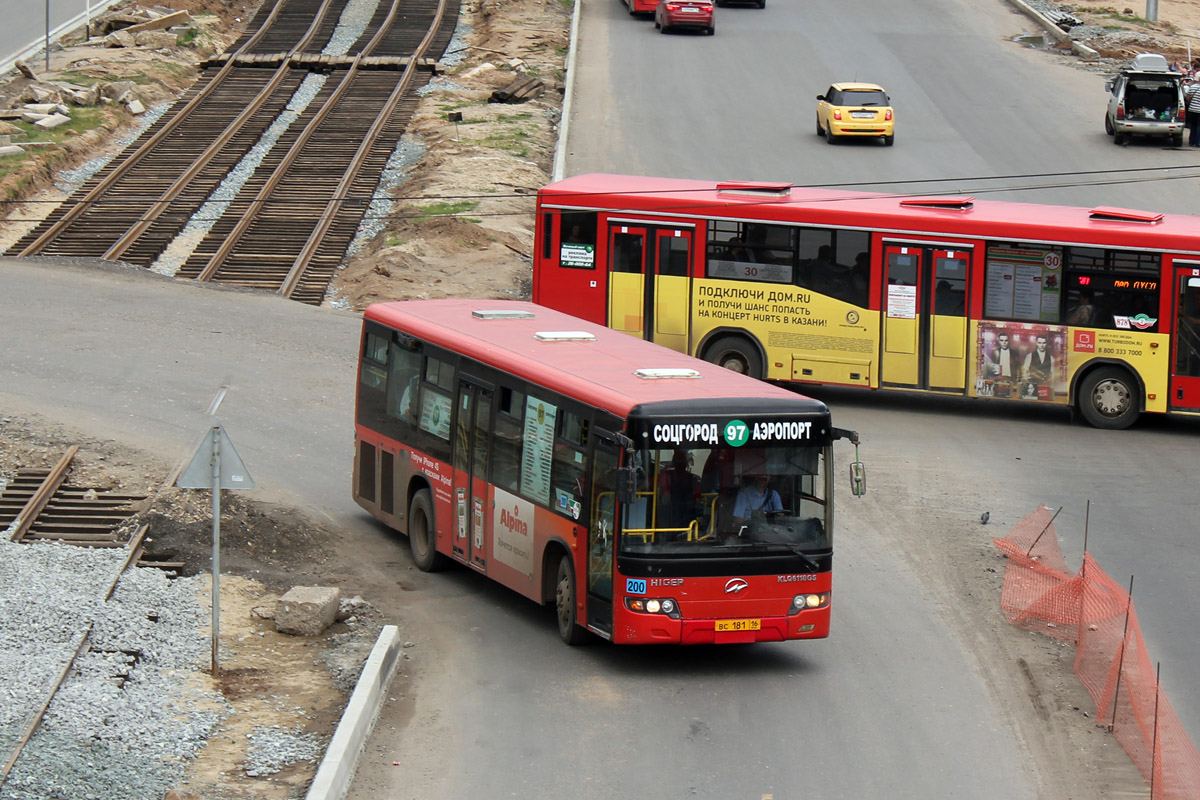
556;556;588;645
705;336;763;380
1079;366;1139;430
408;489;447;571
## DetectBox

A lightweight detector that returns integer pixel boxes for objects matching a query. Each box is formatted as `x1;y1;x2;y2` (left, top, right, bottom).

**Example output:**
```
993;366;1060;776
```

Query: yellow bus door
881;246;922;387
606;223;694;352
1170;265;1200;410
882;245;970;392
927;249;970;392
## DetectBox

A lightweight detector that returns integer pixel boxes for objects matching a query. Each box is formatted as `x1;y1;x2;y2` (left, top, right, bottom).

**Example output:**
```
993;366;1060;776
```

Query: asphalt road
0;0;117;75
565;0;1200;772
3;0;1199;798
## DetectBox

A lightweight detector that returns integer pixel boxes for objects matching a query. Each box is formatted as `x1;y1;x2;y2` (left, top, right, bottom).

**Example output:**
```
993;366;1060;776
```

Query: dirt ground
0;0;1195;798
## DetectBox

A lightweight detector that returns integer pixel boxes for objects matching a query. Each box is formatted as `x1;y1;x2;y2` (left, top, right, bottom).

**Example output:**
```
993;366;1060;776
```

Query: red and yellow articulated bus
532;173;1200;429
353;299;862;645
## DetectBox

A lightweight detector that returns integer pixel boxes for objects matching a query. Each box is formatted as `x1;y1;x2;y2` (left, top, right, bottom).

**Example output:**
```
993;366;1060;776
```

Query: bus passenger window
493;403;524;493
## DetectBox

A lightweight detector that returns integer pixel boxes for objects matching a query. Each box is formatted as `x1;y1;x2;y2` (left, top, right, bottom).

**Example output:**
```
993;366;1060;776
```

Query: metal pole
1109;574;1135;731
45;0;50;73
210;426;222;675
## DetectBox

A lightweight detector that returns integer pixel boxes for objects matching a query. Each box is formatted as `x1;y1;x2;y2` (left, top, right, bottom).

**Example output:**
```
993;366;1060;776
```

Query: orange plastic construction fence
994;506;1200;800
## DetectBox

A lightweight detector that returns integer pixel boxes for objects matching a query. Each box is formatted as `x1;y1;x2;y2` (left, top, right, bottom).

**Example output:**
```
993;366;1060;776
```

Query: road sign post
176;425;254;674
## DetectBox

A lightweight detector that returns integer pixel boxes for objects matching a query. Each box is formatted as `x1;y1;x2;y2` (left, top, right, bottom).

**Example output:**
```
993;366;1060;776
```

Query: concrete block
135;31;179;49
23;103;59;114
275;586;340;636
21;112;49;123
0;144;25;157
127;99;145;115
34;113;71;130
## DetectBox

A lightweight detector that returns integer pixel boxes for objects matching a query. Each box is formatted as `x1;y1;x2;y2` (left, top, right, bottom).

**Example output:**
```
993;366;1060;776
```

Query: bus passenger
658;448;701;532
727;237;754;262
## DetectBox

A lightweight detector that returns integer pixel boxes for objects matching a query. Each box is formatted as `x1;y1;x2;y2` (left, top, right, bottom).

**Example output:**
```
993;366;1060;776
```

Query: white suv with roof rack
1105;53;1186;146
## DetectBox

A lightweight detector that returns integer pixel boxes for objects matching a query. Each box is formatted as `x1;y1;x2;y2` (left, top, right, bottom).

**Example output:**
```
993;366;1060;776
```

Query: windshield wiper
785;545;820;570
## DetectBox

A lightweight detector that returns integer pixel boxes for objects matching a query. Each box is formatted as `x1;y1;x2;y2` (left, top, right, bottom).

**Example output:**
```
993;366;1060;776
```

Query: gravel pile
0;540;229;800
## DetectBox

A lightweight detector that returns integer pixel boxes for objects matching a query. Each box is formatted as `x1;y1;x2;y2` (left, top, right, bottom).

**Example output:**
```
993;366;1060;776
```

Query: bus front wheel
556;556;588;645
1078;366;1139;429
408;489;447;571
705;336;763;380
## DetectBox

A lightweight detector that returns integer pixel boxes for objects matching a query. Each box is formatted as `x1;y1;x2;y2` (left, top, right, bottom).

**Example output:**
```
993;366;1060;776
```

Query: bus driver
732;474;783;527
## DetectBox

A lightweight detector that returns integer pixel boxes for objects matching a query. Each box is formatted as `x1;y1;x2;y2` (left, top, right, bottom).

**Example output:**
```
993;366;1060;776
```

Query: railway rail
6;0;458;305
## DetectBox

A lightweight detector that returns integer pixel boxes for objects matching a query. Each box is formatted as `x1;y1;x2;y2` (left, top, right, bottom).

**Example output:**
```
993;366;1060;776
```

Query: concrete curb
305;625;403;800
1007;0;1101;59
551;0;582;182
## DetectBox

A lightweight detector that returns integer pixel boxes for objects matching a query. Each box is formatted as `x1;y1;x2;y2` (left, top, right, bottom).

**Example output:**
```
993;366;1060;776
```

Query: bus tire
408;489;447;572
1078;366;1139;430
556;556;589;645
705;336;763;380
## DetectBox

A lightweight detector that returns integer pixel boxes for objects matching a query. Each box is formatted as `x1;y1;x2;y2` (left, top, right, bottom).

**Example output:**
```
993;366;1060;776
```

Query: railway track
0;445;177;565
0;447;153;792
7;0;459;305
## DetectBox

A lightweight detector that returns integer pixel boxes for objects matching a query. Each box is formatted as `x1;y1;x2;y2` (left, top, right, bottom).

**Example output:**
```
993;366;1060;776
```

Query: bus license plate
715;619;760;632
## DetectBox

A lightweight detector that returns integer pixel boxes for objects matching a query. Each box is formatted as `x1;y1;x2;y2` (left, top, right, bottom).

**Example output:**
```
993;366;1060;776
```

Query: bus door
452;377;493;571
585;432;621;637
880;244;970;392
606;222;695;353
1170;264;1200;410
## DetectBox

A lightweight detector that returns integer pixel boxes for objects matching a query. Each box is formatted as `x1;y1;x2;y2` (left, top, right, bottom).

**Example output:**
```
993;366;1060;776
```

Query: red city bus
353;299;863;645
532;173;1200;429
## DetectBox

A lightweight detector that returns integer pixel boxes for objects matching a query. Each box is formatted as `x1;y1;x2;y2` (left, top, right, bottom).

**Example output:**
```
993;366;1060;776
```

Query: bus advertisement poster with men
976;323;1066;400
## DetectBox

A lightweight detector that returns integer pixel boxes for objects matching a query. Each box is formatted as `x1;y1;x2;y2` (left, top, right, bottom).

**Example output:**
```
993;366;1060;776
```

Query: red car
655;0;715;35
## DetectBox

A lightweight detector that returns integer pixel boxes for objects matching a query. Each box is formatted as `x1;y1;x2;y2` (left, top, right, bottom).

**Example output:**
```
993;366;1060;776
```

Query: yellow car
816;82;894;146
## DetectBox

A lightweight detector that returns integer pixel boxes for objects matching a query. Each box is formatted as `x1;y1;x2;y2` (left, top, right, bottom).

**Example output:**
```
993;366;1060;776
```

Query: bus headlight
790;593;829;613
625;597;681;618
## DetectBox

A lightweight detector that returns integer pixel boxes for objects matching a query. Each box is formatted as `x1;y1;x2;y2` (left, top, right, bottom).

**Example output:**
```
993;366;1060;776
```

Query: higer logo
499;506;528;537
724;578;749;595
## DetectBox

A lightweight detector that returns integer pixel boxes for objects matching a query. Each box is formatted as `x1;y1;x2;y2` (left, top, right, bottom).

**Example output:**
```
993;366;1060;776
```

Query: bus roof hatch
716;180;793;198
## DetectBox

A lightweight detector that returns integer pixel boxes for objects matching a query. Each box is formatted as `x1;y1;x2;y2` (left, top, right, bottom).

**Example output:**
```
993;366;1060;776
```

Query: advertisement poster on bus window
520;395;557;505
560;242;594;268
983;247;1062;323
975;322;1067;401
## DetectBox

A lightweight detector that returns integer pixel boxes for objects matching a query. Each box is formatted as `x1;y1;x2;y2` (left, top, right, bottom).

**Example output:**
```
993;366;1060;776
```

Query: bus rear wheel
705;336;763;380
1078;366;1139;429
556;556;588;645
408;489;447;571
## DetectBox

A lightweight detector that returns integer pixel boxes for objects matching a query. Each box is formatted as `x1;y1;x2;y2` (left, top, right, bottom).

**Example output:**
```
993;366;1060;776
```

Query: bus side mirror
617;467;637;504
849;461;867;497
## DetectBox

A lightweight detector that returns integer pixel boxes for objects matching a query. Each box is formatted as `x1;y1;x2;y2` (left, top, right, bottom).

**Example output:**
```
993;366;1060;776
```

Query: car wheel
884;134;894;146
1114;132;1127;145
659;22;668;33
1104;115;1114;135
707;26;715;35
826;125;837;144
816;117;824;136
1171;134;1184;147
1078;366;1139;429
757;0;766;6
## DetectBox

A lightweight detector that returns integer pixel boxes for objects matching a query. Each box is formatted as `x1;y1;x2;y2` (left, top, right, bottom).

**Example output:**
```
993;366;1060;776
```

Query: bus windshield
620;443;829;556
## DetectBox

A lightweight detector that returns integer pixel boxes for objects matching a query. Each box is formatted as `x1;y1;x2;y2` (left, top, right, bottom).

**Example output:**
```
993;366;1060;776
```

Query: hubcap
721;355;748;374
1093;379;1130;417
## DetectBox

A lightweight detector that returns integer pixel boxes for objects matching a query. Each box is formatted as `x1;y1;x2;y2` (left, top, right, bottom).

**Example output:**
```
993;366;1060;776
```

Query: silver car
1105;53;1186;146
